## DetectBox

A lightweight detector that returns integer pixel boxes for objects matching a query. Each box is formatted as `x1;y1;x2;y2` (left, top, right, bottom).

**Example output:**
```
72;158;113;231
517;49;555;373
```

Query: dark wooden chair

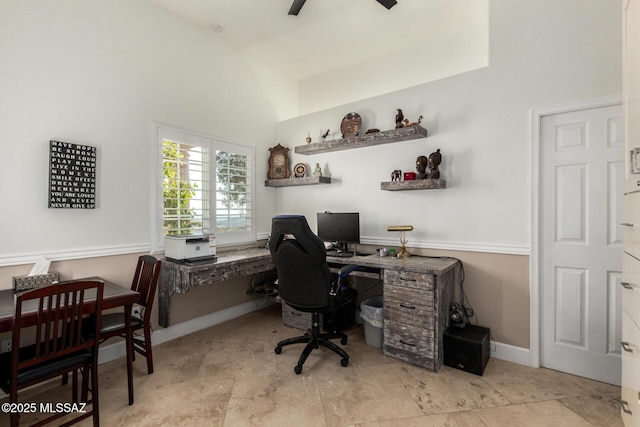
61;256;161;404
100;255;161;375
0;280;104;427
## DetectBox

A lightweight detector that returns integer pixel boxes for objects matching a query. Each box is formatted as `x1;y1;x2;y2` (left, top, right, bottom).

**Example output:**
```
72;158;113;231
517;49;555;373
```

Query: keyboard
327;251;353;258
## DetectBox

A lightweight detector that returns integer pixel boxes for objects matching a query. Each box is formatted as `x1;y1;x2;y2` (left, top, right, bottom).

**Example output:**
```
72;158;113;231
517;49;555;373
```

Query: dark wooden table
0;278;140;405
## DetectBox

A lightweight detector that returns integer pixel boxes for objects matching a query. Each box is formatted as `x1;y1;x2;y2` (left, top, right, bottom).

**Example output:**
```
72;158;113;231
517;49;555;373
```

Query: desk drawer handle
621;399;632;415
290;311;302;317
399;339;417;347
622;223;638;227
621;341;634;353
622;282;635;290
400;277;417;282
399;303;416;310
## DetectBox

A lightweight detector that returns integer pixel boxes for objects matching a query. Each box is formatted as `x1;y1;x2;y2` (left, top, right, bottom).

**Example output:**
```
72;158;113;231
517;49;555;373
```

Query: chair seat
0;346;92;391
100;312;143;335
287;287;356;314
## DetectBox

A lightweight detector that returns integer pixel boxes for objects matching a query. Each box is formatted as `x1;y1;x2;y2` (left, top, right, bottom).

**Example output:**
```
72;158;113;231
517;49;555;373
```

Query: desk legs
124;304;134;405
158;284;172;328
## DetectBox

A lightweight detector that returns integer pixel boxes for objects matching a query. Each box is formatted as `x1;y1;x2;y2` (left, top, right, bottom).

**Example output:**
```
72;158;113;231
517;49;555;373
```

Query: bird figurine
395;109;404;128
408;115;424;127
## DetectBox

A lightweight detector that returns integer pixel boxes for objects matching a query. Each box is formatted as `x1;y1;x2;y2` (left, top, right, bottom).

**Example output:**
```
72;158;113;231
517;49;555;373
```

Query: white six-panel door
540;104;623;385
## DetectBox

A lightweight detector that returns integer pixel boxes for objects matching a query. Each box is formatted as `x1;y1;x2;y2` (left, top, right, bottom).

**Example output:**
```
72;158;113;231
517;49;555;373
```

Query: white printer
165;234;216;262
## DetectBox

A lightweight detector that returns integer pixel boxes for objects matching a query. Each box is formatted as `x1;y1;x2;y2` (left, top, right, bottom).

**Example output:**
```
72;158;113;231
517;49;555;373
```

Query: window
152;125;254;251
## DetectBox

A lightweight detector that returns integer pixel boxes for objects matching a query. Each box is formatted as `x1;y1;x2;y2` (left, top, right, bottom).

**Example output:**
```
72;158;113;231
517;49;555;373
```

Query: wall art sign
48;140;97;209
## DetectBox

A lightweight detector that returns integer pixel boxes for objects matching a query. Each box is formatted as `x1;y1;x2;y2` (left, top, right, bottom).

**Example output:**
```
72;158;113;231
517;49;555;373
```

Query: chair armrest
330;265;361;296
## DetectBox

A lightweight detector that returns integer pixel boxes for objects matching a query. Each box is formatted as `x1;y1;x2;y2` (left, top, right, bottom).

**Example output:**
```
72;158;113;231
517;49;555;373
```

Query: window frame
151;124;256;253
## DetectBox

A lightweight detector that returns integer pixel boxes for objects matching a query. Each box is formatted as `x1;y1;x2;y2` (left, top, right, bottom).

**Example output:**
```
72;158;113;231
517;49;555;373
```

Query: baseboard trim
0;307;532;400
490;341;531;366
98;300;533;369
97;300;268;365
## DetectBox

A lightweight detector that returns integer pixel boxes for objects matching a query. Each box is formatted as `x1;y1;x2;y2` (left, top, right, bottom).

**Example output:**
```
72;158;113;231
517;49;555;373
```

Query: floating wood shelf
265;176;331;187
295;125;428;155
380;179;446;191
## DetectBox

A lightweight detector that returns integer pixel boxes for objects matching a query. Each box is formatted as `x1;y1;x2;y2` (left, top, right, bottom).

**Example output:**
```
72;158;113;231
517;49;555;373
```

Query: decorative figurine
322;129;330;141
428;149;442;179
391;170;402;181
306;132;312;144
395;109;404;128
294;163;307;178
341;112;362;137
416;155;428;179
407;115;424;127
312;163;322;177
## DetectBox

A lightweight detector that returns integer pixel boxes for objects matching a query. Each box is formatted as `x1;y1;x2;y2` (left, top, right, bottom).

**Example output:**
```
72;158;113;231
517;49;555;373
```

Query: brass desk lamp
387;225;413;258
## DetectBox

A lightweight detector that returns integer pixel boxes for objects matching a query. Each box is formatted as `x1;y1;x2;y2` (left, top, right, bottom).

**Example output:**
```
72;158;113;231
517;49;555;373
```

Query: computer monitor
316;212;360;253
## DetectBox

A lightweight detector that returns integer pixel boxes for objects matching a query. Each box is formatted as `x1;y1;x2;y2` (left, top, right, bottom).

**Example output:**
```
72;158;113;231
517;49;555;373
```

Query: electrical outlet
1;338;11;353
132;308;141;318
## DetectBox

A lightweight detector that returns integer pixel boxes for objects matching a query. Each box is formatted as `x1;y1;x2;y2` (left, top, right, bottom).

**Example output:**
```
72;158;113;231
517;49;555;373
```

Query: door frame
529;94;622;368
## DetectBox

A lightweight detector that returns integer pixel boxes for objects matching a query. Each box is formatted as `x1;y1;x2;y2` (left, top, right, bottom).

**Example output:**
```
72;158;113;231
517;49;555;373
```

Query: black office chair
269;215;359;374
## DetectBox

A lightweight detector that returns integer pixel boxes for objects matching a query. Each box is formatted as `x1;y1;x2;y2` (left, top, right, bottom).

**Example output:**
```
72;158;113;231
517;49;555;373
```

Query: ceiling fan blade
288;0;307;15
376;0;398;9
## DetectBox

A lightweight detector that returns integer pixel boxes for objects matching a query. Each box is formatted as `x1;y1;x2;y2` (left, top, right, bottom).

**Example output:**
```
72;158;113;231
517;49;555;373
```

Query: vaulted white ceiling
146;0;487;82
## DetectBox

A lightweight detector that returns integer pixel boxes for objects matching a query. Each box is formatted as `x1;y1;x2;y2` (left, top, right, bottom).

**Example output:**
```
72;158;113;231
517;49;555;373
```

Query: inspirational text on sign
48;140;96;209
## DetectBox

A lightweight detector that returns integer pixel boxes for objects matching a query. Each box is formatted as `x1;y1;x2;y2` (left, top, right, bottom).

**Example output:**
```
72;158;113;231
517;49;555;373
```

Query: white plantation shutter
153;126;255;251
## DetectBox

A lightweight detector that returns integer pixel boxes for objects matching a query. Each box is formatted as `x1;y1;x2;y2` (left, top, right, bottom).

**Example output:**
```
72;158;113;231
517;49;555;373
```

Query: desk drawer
384;293;434;330
384;270;434;291
281;302;319;330
191;268;227;286
383;319;436;370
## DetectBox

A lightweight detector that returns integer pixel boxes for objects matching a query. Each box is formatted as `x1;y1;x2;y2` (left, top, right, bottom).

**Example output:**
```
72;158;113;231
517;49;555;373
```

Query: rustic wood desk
159;248;275;328
160;248;460;371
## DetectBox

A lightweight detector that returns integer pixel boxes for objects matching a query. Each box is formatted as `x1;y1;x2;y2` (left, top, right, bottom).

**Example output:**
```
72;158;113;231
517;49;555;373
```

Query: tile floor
1;304;623;426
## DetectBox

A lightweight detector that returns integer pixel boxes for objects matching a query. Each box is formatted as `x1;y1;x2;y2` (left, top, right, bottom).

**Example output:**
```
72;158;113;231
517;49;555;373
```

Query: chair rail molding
0;243;151;267
361;237;529;256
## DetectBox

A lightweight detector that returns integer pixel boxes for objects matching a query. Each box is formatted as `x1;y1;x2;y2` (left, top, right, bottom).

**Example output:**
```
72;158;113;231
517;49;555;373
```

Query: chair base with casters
269;215;361;375
275;311;350;374
274;265;359;375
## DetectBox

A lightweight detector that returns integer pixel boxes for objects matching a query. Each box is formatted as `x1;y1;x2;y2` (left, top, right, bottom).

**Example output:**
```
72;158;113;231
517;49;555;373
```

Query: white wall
0;0;278;268
275;0;622;254
297;11;489;116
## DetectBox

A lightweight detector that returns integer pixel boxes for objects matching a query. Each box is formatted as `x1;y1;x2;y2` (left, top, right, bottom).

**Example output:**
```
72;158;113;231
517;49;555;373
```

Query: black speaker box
443;325;490;376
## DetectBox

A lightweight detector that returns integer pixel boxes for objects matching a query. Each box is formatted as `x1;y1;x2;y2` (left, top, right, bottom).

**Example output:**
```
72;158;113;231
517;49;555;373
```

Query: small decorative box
12;272;60;291
404;172;416;181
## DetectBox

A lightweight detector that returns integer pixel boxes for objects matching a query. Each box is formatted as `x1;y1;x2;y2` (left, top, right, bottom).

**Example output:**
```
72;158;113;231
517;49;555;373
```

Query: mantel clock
268;144;291;180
